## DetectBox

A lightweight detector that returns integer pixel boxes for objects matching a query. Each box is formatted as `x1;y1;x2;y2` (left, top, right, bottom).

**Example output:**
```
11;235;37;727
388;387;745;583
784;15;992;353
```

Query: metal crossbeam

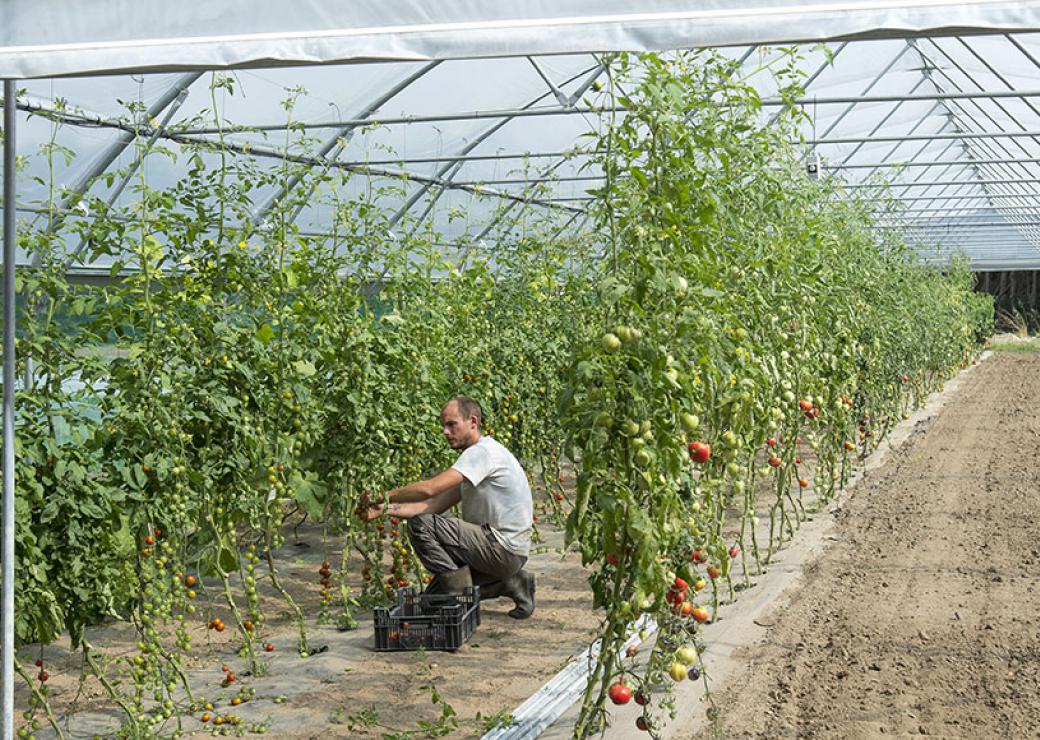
848;178;1040;188
878;220;1040;228
168;92;1040;136
835;158;1040;170
10;96;583;216
811;129;1040;145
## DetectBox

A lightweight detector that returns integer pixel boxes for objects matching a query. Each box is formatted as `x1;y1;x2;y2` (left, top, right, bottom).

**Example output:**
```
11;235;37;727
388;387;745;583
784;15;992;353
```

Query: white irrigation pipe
482;615;656;740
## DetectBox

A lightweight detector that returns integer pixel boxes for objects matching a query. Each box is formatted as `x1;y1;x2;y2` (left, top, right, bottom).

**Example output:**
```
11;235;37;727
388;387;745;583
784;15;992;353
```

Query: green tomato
670;274;689;296
600;333;622;353
680;412;699;433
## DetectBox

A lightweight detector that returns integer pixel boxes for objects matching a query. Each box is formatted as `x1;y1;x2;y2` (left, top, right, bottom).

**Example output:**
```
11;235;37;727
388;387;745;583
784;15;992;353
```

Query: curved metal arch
34;71;203;250
389;56;608;233
913;39;1040;244
250;60;442;227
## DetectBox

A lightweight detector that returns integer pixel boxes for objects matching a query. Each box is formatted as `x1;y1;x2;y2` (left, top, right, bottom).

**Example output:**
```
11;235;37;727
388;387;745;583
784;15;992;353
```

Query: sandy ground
688;351;1040;739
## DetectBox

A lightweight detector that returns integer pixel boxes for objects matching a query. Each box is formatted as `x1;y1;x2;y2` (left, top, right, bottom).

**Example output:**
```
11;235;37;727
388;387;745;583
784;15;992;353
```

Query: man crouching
365;396;535;619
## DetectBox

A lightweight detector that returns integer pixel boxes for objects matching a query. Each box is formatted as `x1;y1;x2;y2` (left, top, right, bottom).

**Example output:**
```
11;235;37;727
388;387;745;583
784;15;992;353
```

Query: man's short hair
445;395;482;426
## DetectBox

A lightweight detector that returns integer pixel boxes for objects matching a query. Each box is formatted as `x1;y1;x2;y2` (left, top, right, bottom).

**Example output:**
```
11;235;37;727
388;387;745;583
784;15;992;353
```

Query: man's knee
408;513;434;536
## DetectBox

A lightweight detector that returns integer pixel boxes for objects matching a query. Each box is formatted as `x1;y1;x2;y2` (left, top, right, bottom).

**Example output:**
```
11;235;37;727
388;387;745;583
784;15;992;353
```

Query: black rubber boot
475;579;506;600
425;565;472;595
502;569;535;619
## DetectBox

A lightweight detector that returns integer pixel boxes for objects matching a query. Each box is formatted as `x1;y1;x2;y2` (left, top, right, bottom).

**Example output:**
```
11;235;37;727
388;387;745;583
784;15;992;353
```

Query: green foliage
558;49;992;736
5;49;991;737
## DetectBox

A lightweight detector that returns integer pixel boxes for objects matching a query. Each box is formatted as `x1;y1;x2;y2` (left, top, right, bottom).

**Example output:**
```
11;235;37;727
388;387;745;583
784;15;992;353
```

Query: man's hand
355;490;379;521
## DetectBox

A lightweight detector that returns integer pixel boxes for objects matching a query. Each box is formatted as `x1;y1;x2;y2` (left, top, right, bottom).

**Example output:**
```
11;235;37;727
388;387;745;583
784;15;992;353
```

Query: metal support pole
2;77;17;740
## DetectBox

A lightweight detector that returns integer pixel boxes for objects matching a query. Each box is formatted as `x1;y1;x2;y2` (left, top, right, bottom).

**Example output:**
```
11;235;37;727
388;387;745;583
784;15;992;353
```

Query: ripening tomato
692;606;710;624
768;456;782;468
676;646;698;665
688;441;711;464
608;682;633;705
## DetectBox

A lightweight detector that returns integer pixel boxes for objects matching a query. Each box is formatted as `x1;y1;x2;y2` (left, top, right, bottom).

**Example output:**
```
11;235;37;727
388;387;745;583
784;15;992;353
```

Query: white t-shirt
451;436;533;557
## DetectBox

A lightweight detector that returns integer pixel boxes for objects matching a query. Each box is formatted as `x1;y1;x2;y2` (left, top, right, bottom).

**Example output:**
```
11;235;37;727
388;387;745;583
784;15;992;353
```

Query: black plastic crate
373;586;481;652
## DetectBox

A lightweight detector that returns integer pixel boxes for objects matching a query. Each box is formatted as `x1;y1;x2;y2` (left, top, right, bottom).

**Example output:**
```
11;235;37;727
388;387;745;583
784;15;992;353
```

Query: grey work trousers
407;513;525;587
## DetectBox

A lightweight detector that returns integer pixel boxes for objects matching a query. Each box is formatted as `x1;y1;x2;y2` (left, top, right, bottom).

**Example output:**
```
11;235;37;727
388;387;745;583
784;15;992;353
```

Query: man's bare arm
368;487;462;520
386;469;464;503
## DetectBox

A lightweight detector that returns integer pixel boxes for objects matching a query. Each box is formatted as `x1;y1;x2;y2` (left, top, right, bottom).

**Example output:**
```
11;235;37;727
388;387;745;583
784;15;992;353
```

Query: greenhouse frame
4;2;1040;736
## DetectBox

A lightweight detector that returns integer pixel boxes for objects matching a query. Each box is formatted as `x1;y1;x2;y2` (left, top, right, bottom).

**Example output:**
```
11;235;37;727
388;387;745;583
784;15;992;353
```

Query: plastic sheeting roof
5;2;1040;270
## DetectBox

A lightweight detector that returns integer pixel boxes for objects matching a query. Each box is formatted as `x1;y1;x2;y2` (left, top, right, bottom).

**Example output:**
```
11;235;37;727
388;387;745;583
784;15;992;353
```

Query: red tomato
608;682;633;705
689;442;711;464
